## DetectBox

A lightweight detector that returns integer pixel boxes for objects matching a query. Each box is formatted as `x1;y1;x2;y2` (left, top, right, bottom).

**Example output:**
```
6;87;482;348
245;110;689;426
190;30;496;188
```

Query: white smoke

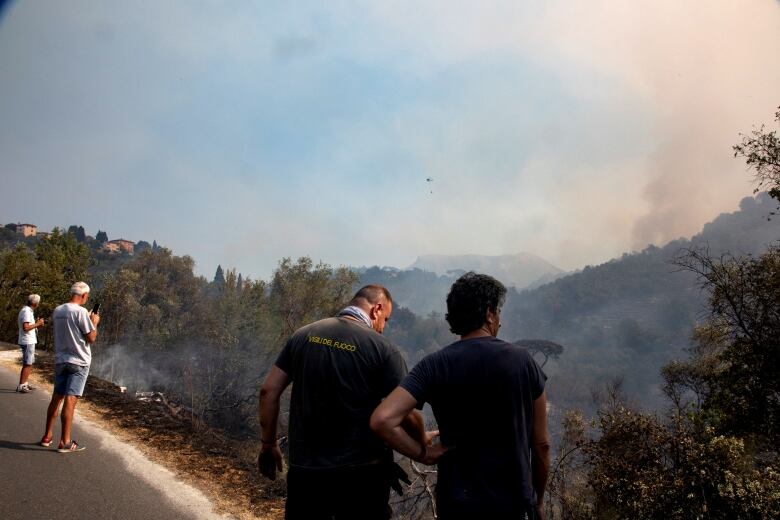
91;343;168;392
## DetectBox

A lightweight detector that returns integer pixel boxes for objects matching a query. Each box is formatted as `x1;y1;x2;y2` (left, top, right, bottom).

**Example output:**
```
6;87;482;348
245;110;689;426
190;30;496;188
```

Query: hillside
409;253;564;288
502;192;780;409
355;267;455;316
357;253;563;316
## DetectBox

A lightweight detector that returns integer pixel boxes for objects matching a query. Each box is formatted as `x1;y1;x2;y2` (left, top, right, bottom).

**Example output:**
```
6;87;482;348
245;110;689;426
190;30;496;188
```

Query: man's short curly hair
445;272;507;336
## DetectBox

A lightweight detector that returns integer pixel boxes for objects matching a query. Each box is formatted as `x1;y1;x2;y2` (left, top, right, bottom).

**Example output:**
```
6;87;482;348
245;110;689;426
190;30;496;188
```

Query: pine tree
214;265;225;285
95;230;108;243
236;273;243;291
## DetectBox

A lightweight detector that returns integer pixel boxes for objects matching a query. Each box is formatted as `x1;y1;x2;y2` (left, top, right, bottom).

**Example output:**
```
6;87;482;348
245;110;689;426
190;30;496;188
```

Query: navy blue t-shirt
400;336;546;516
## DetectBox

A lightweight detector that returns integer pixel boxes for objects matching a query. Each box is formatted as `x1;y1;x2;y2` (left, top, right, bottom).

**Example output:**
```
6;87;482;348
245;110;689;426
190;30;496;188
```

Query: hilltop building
103;238;135;254
15;223;37;237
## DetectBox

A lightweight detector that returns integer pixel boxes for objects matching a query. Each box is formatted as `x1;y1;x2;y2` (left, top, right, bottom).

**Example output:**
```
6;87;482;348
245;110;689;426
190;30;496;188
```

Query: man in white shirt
17;294;44;393
40;281;100;453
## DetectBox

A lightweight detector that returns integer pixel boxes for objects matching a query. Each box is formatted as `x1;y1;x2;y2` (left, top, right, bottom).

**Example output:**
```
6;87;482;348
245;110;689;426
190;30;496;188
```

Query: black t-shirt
275;316;408;468
400;337;547;516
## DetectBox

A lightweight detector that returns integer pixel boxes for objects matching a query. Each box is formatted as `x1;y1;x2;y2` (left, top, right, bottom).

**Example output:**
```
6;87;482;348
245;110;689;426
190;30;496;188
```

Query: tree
135;240;151;253
94;268;143;345
65;224;86;242
96;230;108;243
513;339;564;368
0;225;16;242
674;246;780;444
95;248;205;351
734;106;780;210
585;394;780;519
213;265;225;285
546;409;592;519
660;324;723;416
270;257;357;337
0;229;91;346
0;245;45;343
35;228;91;286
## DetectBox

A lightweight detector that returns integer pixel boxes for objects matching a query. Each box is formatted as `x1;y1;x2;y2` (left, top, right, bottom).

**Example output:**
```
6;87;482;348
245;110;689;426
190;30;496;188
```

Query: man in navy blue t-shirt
371;272;551;520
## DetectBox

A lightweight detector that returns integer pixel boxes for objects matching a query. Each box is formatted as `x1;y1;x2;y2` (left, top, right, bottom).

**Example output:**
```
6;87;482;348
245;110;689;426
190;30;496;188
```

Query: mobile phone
92;303;100;315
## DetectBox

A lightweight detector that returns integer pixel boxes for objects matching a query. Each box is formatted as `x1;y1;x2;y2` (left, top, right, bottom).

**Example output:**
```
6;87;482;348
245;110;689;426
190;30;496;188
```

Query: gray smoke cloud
91;343;168;392
528;0;780;250
1;1;778;276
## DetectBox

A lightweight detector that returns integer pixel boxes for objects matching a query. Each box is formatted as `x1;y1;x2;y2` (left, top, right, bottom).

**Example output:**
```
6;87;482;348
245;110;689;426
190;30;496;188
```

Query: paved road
0;359;223;520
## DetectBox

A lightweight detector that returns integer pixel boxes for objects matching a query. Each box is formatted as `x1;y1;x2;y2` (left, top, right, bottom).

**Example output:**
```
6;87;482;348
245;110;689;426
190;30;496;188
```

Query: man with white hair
17;294;44;393
40;281;100;453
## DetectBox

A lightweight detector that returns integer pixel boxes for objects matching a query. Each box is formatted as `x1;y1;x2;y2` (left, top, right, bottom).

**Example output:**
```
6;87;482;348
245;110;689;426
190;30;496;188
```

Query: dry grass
0;345;284;520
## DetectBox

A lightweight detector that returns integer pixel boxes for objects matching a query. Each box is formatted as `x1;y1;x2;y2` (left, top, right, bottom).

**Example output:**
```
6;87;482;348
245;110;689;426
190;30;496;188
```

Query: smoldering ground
91;341;274;437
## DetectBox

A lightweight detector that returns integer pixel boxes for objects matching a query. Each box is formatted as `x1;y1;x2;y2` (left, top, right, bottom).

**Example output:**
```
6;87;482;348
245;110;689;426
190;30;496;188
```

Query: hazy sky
1;1;779;280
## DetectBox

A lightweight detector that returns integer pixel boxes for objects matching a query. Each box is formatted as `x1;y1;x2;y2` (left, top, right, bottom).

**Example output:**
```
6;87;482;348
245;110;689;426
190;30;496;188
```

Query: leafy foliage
271;257;357;338
548;242;780;519
734;106;780;208
586;407;780;519
673;246;780;445
0;229;91;346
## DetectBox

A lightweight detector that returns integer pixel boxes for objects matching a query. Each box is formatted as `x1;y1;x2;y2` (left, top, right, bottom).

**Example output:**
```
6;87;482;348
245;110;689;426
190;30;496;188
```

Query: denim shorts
19;344;35;365
54;363;90;397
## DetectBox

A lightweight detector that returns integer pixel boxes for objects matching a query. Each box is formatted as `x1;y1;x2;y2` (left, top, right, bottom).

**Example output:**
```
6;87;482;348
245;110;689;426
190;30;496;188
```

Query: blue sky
1;1;779;280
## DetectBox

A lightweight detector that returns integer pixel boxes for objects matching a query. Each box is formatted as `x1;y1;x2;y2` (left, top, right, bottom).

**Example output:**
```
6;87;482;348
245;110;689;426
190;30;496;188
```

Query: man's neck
338;305;373;328
460;325;494;341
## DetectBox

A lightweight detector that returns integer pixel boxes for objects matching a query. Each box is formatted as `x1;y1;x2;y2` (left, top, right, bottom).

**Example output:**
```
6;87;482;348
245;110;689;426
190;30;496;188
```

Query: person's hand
258;444;284;480
387;461;411;495
36;318;44;328
90;312;100;328
535;502;546;520
424;429;440;446
420;442;448;465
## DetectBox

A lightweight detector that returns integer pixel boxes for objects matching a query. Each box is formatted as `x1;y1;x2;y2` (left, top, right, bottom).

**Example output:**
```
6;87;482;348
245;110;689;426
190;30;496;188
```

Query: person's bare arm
85;312;100;343
22;319;44;332
258;366;291;478
401;408;428;445
371;387;444;465
531;390;551;518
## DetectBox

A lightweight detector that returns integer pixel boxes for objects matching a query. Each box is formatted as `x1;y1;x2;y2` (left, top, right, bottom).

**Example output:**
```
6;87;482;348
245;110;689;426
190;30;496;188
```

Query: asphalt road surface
0;358;224;520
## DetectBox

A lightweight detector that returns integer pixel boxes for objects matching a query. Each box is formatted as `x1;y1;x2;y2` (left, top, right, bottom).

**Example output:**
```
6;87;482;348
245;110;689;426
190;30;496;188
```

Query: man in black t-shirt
371;273;551;520
258;285;432;520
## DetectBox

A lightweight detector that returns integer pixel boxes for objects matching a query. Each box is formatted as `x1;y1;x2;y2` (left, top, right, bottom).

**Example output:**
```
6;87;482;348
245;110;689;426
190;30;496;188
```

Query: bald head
349;285;393;334
349;285;392;307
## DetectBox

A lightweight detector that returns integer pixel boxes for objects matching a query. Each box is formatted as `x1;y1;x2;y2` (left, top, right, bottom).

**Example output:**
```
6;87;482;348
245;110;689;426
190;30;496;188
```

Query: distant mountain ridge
356;252;565;316
502;192;780;410
409;252;565;289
